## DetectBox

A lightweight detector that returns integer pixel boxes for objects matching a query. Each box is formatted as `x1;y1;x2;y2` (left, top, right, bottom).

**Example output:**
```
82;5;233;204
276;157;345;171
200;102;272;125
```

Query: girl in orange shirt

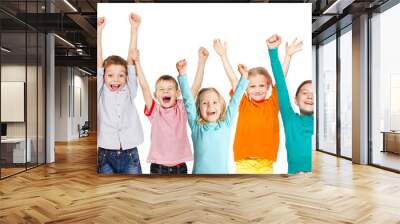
213;38;303;174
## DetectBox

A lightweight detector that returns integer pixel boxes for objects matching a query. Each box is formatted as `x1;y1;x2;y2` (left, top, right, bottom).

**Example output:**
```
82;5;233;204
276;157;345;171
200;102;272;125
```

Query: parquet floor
0;134;400;223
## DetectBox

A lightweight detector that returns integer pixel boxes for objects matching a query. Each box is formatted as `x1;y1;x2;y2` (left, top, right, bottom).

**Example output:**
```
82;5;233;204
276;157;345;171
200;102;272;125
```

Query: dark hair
103;55;128;75
295;80;312;97
248;67;273;87
155;75;179;90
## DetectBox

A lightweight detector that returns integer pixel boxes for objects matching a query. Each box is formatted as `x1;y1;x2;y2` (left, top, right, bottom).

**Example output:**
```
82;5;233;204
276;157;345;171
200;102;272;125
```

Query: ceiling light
54;34;75;48
323;0;354;15
78;67;92;76
63;0;78;12
1;47;11;53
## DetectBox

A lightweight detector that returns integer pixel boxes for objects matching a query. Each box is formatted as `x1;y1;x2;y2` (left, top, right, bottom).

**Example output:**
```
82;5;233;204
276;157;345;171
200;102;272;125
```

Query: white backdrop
98;3;312;174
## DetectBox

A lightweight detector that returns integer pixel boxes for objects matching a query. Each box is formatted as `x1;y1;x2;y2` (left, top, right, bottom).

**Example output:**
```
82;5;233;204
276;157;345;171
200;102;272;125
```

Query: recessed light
54;34;75;48
1;47;11;53
63;0;78;12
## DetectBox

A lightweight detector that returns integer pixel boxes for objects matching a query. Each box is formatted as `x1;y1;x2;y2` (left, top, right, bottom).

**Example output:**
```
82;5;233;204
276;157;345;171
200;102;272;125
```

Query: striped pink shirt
145;99;193;165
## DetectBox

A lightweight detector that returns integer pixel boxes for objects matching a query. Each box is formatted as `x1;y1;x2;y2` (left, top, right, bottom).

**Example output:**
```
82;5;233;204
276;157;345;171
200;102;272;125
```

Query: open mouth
110;84;121;91
304;101;313;106
207;111;217;116
162;96;171;104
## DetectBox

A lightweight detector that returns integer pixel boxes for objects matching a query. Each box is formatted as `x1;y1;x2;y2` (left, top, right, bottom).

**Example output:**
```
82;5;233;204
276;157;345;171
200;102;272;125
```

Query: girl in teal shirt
176;59;249;174
267;35;314;174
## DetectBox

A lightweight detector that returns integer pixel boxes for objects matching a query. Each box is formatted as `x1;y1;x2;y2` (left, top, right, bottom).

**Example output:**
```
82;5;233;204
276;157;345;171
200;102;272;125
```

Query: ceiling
0;0;392;74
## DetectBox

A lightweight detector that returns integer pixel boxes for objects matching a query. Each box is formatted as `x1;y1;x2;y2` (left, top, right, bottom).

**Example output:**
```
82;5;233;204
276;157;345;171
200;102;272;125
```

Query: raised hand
237;64;248;79
286;38;303;57
97;17;106;32
213;39;227;57
129;13;141;29
198;47;209;62
176;59;187;75
282;37;303;77
266;34;282;49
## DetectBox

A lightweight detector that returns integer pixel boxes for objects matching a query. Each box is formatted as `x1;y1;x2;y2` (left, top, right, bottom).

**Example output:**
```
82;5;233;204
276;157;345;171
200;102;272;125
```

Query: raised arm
282;38;303;77
213;39;238;90
131;49;153;111
97;17;106;68
267;34;295;120
176;59;197;128
191;47;208;97
224;64;249;126
127;13;141;65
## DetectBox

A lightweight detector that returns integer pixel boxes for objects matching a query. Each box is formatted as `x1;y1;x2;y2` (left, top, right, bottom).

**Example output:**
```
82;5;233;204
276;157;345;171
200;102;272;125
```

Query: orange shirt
233;86;280;161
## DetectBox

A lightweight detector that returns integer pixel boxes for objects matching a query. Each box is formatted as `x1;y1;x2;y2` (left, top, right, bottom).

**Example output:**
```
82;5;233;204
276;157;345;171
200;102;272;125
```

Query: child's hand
97;17;106;31
129;13;141;29
237;64;248;79
286;38;303;57
267;34;282;49
198;47;209;62
213;39;227;57
176;59;187;76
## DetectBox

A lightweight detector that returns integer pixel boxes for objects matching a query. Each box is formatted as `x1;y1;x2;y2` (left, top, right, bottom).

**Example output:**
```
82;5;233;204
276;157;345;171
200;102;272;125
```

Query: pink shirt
144;99;193;165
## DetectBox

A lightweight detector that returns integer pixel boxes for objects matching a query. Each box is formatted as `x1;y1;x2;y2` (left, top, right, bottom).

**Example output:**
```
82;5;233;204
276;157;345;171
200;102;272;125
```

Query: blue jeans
97;147;142;174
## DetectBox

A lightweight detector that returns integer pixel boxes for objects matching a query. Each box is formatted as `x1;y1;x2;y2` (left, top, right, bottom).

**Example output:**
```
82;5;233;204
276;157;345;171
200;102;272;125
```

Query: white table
1;138;31;163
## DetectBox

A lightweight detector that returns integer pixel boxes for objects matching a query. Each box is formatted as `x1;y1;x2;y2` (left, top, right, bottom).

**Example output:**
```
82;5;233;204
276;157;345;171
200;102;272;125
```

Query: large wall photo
97;3;313;175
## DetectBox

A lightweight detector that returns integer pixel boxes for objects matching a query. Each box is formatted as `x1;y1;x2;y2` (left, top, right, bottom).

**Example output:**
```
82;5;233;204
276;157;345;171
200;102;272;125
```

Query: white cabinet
1;138;31;163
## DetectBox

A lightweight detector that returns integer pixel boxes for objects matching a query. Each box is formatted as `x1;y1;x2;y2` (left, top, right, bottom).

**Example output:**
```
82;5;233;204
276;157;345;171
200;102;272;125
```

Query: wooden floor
1;135;400;223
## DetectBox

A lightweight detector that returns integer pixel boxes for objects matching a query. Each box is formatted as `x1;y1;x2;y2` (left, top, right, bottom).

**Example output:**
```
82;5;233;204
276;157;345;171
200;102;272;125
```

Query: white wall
1;65;32;138
1;64;45;163
54;67;89;141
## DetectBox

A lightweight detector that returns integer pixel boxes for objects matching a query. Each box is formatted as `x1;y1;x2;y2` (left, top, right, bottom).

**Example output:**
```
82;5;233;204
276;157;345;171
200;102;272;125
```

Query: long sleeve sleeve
97;67;104;94
225;76;249;127
269;48;295;122
127;65;138;98
177;75;198;129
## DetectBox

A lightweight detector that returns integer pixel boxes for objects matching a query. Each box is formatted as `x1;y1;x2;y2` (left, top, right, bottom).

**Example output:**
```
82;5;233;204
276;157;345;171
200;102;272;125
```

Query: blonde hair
248;67;272;88
195;88;226;124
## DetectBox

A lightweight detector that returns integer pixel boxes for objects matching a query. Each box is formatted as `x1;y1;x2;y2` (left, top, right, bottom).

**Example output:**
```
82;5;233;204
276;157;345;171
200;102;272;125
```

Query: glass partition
371;3;400;171
317;36;337;155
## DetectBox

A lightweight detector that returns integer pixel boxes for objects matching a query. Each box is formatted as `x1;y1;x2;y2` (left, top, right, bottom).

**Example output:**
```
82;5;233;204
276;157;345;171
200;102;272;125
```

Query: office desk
1;138;31;163
381;131;400;154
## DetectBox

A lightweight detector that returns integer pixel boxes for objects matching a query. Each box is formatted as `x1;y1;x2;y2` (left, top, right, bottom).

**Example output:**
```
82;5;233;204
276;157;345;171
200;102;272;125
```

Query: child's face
295;83;314;115
154;80;180;108
246;74;270;101
199;91;222;122
104;64;127;92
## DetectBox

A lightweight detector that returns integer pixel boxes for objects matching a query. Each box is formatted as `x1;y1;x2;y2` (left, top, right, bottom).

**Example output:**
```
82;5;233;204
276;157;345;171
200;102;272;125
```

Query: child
176;59;249;174
213;38;303;174
267;34;314;174
96;14;144;174
132;31;209;174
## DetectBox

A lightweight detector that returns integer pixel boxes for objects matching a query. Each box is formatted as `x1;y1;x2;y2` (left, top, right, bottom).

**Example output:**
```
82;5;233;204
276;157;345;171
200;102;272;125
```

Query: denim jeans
97;147;142;174
150;163;187;175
